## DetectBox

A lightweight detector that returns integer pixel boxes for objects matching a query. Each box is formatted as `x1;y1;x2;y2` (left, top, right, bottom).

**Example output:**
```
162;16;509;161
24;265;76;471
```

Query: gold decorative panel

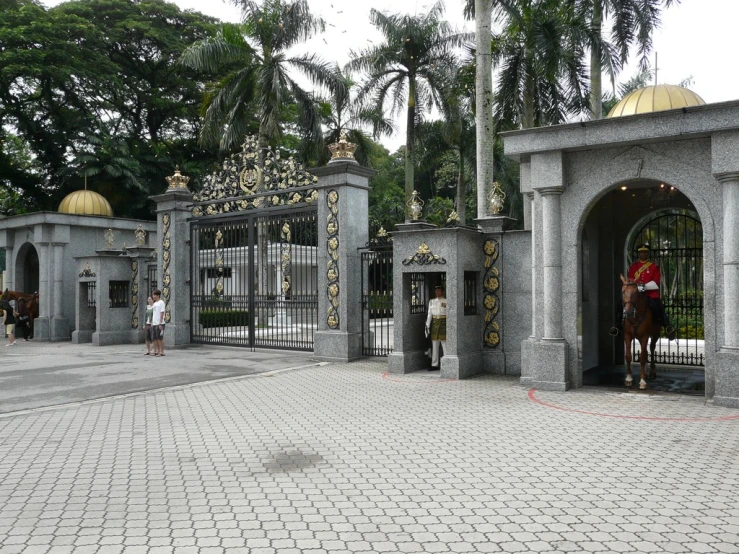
326;190;340;330
483;239;501;348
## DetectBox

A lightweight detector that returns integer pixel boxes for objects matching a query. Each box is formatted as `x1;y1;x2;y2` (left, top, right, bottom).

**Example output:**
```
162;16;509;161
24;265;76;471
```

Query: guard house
0;189;157;342
500;84;739;408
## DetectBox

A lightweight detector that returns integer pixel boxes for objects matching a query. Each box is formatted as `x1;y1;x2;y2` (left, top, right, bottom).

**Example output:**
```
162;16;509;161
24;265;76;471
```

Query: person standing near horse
425;285;447;371
610;244;677;341
2;299;16;346
16;298;31;341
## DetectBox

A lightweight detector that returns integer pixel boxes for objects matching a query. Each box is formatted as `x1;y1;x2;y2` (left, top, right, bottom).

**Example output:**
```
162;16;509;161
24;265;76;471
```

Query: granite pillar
150;187;193;348
311;160;375;362
541;189;564;340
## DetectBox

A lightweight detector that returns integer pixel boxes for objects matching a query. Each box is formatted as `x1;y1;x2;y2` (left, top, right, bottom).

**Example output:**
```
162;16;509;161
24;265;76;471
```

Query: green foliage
424;196;456;227
368;145;406;233
199;309;249;328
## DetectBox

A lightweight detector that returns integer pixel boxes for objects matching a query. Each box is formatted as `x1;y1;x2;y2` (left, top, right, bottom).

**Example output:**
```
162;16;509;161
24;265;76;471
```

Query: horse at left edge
1;289;39;339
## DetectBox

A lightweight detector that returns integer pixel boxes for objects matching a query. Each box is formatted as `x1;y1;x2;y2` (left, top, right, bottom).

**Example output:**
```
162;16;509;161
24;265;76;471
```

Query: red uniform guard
610;244;676;340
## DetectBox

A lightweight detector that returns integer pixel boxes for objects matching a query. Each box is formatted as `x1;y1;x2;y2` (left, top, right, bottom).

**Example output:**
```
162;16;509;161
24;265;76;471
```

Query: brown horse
1;289;39;339
619;275;661;389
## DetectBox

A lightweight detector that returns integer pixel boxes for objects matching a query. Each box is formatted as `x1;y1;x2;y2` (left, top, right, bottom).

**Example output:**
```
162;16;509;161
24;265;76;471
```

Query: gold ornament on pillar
135;224;147;246
166;166;190;190
406;190;424;221
328;129;358;160
488;181;506;215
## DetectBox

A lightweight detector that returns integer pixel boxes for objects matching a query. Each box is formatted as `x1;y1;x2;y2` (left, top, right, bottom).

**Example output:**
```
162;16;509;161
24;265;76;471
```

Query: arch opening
578;180;705;395
14;243;39;295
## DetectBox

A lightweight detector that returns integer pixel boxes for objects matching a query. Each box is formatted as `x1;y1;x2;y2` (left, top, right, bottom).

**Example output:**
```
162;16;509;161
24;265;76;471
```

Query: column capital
536;186;565;197
715;172;739;184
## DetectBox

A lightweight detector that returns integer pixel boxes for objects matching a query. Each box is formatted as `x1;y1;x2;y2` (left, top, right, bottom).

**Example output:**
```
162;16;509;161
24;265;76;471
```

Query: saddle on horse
609;297;676;340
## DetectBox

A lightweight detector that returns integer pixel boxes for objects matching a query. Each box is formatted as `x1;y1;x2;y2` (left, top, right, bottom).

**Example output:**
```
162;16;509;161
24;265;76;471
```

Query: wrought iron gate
360;232;394;356
629;210;704;366
191;207;318;350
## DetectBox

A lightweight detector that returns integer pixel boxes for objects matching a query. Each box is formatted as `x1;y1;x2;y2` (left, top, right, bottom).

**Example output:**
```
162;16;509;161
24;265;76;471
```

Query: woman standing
144;296;154;355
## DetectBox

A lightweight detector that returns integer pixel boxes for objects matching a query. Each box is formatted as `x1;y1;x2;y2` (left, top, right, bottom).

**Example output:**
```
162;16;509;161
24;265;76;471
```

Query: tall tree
180;0;340;154
474;0;494;218
348;1;468;208
582;0;680;119
491;0;594;129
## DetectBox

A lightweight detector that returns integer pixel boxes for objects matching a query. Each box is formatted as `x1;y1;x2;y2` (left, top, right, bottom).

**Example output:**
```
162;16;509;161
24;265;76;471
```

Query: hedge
199;309;249;329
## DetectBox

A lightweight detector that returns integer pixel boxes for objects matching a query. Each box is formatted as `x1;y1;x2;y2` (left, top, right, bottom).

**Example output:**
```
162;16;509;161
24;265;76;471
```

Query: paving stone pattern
1;360;738;553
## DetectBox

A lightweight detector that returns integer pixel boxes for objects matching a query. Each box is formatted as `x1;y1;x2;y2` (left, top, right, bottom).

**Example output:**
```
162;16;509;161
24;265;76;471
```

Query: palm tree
180;0;340;153
311;66;395;167
473;0;494;218
582;0;680;119
348;1;469;207
492;0;596;129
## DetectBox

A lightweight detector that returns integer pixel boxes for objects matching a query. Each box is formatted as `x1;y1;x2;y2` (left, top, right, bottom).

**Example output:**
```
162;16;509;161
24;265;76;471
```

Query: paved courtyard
1;355;738;554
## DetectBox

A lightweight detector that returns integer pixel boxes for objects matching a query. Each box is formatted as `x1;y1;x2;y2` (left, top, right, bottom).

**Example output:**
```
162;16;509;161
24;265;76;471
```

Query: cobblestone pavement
1;360;738;554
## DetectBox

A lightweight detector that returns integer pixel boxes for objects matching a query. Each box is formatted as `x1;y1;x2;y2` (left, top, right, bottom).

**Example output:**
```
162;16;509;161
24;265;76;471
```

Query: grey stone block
530;340;569;391
713;349;739;408
313;331;363;362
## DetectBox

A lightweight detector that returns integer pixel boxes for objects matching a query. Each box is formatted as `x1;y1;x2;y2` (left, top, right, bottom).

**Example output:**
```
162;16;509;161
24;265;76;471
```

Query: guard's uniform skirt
430;317;446;341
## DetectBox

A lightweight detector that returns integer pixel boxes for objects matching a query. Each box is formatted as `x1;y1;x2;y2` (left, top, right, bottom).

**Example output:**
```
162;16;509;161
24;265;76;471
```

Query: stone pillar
126;246;156;344
540;188;564;340
150;174;193;348
311;160;375;362
711;131;739;408
524;152;569;391
33;223;51;339
0;230;15;291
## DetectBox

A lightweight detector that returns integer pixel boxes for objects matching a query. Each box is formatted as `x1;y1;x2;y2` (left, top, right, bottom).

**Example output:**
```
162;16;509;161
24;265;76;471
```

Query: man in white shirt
151;289;166;356
425;285;447;371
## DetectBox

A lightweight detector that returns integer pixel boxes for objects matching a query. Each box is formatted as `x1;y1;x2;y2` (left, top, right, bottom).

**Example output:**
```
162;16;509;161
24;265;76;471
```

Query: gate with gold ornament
189;136;319;350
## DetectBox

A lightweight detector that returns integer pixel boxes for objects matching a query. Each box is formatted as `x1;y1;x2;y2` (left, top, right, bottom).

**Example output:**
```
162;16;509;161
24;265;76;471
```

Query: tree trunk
589;1;603;119
475;0;494;219
523;73;535;129
404;76;416;216
456;149;466;225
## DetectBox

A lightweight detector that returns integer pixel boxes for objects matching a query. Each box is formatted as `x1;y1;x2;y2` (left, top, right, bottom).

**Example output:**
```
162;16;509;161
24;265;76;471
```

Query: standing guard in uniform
425;285;447;371
610;244;677;340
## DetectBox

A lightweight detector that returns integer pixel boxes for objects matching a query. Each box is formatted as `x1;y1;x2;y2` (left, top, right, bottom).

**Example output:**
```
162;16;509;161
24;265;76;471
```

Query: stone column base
130;329;146;344
93;330;133;346
714;349;739;409
313;331;362;362
387;350;428;374
483;351;507;375
72;330;93;344
164;323;191;348
441;353;484;380
51;317;70;341
525;339;570;391
33;317;50;340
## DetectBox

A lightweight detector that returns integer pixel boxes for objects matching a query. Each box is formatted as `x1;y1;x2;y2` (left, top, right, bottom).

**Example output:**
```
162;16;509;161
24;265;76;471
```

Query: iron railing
630;211;704;366
361;249;394;356
190;207;318;351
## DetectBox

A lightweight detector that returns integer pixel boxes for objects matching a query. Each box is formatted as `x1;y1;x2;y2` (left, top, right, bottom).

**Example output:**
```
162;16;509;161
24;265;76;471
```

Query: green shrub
199;309;249;328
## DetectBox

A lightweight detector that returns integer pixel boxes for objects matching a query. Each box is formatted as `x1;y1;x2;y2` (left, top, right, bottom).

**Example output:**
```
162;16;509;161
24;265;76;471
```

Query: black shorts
145;325;155;342
154;325;165;340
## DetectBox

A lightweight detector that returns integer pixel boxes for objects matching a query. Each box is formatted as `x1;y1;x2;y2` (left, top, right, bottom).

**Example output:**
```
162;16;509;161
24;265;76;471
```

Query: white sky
41;0;739;152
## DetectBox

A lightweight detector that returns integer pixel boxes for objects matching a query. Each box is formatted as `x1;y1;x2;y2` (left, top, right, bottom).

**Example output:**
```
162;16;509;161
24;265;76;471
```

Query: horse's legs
639;333;649;390
624;328;633;387
648;324;659;380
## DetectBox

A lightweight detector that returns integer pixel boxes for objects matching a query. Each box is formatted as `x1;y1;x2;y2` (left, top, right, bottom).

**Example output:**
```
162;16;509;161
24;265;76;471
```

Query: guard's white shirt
426;297;447;328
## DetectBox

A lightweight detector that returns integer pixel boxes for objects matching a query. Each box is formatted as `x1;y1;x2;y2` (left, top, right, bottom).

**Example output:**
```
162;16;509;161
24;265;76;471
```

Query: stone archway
577;180;706;394
14;242;39;294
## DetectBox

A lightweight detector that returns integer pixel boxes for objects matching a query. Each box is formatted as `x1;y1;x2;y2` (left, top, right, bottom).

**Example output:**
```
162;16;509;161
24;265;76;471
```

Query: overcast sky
42;0;739;152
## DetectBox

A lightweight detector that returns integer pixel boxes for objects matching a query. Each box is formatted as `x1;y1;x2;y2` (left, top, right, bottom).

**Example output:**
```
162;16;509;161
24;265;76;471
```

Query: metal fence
630;211;704;366
361;249;394;356
190;207;318;351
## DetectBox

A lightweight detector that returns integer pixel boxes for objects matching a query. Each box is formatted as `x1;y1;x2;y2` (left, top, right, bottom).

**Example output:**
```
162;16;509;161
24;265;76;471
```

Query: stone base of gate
713;349;739;408
440;354;484;380
164;324;191;349
387;350;428;374
524;339;570;391
93;330;134;346
33;317;50;340
72;330;93;344
313;331;362;362
483;351;507;375
51;316;70;342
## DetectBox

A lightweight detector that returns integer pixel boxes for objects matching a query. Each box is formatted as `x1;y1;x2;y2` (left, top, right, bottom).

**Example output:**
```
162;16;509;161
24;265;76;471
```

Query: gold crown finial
328;129;358;161
166;165;190;190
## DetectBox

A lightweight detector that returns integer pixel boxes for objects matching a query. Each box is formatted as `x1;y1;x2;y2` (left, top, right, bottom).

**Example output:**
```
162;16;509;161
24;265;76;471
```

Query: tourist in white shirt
151;289;166;357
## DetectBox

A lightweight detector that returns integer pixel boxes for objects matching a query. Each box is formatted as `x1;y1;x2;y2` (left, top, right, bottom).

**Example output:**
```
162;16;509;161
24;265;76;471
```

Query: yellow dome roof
607;84;706;118
58;190;114;217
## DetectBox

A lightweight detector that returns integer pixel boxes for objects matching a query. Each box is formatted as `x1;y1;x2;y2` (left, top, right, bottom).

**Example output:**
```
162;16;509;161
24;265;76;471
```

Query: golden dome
58;190;114;217
607;84;706;118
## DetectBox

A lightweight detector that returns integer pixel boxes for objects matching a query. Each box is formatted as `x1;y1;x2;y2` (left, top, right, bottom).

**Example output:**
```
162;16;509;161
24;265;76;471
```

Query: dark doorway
23;245;39;294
